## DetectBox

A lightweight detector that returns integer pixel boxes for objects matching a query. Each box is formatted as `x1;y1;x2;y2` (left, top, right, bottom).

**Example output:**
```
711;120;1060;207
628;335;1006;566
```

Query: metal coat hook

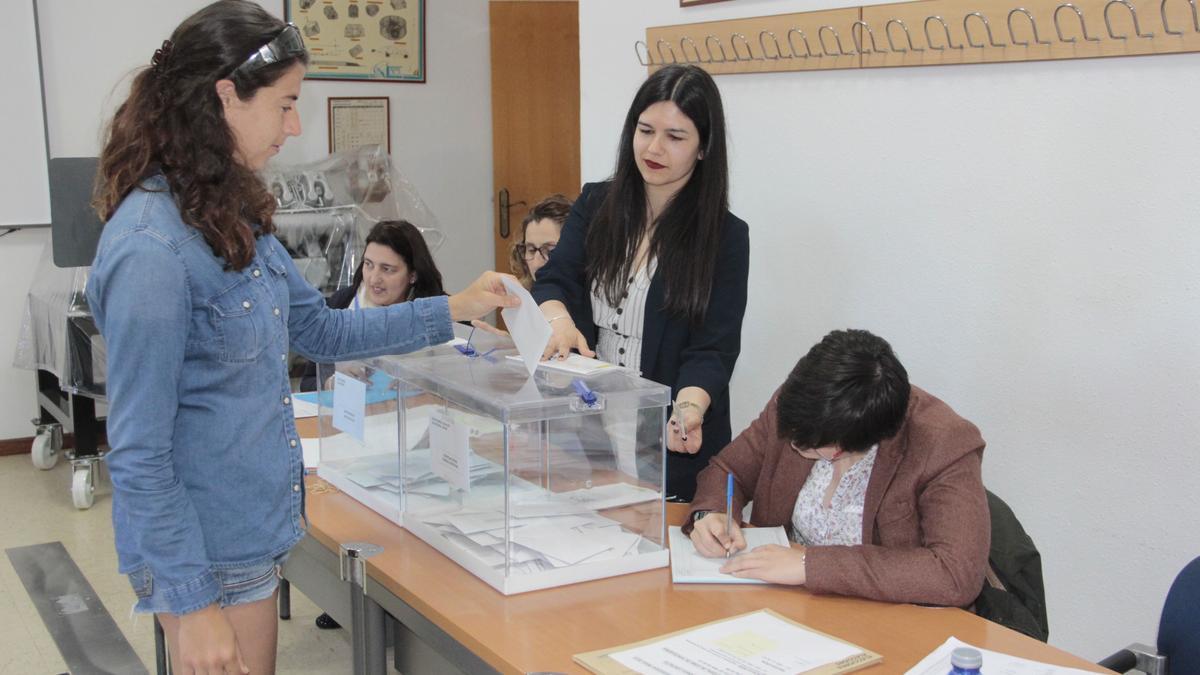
851;20;887;54
924;16;964;50
635;40;653;66
1161;0;1200;35
1008;8;1053;46
656;39;679;64
680;36;707;63
1104;0;1155;39
964;12;1006;48
818;25;853;56
885;18;925;52
705;34;729;62
730;33;755;60
786;27;817;58
1054;4;1102;42
759;30;787;59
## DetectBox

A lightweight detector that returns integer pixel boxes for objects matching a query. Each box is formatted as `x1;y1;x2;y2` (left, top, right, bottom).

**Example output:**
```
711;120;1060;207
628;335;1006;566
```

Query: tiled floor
0;453;353;674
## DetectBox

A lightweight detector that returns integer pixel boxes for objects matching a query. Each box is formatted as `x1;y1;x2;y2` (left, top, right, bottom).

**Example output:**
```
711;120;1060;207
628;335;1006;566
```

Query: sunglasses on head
233;23;306;78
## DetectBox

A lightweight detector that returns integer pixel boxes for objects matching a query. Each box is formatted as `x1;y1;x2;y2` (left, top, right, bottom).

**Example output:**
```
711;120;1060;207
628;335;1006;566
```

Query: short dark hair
352;220;445;299
776;329;911;453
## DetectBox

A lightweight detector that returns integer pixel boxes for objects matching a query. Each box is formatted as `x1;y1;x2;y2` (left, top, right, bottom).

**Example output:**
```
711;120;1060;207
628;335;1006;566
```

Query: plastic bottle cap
951;646;983;669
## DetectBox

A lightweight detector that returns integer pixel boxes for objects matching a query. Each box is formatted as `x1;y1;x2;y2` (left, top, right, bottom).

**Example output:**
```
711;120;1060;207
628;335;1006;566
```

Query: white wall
581;0;1200;661
0;1;494;440
275;2;494;293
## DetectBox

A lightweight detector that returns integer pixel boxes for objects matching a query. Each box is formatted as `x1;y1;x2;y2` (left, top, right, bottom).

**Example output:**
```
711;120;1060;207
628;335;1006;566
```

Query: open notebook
668;525;790;584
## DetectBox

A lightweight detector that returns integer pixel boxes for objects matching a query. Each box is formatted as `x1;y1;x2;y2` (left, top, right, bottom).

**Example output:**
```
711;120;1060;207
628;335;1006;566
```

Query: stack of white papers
906;637;1099;675
422;507;644;573
668;525;791;584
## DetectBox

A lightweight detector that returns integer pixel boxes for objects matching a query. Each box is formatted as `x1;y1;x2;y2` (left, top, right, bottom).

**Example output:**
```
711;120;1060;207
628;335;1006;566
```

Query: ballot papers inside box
315;342;671;594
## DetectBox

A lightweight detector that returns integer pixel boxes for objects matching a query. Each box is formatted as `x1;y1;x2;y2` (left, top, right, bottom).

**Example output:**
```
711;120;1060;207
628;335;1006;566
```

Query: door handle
497;188;526;239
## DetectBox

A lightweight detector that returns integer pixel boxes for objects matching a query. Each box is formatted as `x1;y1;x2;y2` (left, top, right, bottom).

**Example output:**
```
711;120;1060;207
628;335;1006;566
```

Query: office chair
1098;555;1200;675
973;490;1049;641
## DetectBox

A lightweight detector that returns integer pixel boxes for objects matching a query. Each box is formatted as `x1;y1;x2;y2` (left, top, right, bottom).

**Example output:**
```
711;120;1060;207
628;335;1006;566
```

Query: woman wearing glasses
685;330;989;607
532;65;749;501
87;2;515;672
510;194;571;289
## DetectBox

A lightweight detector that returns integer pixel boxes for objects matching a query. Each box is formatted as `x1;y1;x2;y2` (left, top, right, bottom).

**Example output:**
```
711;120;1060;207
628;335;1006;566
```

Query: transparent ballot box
315;347;671;594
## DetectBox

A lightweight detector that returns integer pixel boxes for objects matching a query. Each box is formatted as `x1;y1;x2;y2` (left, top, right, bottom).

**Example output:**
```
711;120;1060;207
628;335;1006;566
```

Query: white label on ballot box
430;410;471;492
332;372;366;443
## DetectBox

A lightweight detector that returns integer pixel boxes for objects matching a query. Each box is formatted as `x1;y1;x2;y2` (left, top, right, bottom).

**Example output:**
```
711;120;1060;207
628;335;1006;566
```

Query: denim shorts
130;553;289;614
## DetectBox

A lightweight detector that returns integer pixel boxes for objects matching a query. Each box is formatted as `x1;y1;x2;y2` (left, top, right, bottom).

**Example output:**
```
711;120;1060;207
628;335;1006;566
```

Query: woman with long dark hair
86;2;514;671
299;220;444;387
532;64;750;501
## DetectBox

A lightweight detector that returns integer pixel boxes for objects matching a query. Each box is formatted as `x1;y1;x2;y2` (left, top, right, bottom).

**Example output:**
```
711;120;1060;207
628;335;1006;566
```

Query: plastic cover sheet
263;144;444;294
12;244;106;398
13;145;441;398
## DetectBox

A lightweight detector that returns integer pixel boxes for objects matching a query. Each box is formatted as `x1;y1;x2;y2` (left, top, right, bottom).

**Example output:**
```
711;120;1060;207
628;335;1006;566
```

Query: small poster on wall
284;0;425;82
328;97;391;153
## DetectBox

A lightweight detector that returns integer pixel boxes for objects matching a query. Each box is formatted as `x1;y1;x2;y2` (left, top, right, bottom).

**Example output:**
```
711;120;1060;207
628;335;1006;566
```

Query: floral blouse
790;446;878;546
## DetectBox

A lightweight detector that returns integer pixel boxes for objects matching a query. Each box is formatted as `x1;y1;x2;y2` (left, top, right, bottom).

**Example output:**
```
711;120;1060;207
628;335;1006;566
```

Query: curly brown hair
93;0;308;270
509;193;572;289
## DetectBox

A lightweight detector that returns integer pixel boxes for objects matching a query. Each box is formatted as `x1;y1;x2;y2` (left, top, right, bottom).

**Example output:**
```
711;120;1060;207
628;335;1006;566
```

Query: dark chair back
1158;556;1200;674
972;490;1049;641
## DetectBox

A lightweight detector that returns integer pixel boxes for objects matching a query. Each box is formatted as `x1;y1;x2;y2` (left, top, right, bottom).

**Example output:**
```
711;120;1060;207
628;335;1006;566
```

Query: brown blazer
688;385;989;607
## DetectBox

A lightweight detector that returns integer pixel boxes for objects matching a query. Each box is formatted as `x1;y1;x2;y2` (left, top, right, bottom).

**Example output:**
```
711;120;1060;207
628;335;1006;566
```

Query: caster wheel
72;468;95;509
32;433;59;470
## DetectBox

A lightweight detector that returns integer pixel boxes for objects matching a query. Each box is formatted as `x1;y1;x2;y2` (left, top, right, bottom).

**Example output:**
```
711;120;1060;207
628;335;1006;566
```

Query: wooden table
288;417;1106;675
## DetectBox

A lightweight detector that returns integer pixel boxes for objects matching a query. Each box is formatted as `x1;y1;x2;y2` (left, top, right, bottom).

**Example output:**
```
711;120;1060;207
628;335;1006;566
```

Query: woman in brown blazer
686;329;989;607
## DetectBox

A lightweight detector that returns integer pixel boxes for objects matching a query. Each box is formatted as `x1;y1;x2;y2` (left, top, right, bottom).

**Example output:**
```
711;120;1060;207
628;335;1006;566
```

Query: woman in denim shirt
87;3;515;672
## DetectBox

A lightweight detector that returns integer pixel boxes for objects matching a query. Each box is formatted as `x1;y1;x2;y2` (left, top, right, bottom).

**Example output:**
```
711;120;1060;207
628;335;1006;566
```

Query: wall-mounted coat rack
640;0;1200;73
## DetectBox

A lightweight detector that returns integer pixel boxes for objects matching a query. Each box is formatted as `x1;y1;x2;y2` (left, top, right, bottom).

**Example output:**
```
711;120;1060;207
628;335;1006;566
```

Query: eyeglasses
233;24;307;78
789;441;845;462
519;242;556;262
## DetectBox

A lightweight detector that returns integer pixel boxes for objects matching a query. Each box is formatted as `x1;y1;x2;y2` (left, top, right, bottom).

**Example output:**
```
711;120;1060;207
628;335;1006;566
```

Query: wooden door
489;1;581;277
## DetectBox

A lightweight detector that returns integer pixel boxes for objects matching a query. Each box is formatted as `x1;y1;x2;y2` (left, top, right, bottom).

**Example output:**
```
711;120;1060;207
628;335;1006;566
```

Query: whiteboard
2;0;50;227
4;2;277;229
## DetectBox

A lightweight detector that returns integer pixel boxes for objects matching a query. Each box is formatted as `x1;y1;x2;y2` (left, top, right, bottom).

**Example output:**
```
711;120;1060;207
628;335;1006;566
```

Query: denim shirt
87;177;452;614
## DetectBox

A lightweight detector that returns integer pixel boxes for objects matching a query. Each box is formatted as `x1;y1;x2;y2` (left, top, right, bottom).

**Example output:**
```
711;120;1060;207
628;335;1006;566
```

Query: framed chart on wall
328;97;391;153
284;0;425;82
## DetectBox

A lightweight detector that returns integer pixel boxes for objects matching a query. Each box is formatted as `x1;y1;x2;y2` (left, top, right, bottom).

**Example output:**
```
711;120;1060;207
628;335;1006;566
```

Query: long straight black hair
585;64;729;324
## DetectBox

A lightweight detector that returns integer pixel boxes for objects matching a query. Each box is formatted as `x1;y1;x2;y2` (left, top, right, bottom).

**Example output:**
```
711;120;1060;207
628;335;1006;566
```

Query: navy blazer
532;182;750;500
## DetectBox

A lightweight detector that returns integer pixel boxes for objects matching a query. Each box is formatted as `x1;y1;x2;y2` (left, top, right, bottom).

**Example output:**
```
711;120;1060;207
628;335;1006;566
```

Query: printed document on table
499;276;551;376
668;525;790;584
609;609;861;674
906;637;1099;675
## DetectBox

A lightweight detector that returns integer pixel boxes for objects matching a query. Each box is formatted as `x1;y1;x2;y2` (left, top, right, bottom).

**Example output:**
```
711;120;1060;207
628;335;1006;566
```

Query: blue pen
725;472;734;558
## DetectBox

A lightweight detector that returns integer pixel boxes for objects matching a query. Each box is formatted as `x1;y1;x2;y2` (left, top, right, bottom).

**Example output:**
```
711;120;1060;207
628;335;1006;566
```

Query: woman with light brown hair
509;193;572;289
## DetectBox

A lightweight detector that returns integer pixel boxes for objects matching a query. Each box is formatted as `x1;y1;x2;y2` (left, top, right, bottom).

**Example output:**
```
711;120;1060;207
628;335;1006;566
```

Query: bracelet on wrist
547;314;569;324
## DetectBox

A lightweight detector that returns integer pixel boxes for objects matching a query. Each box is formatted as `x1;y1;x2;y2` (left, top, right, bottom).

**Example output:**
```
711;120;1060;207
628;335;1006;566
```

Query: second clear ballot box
315;339;671;594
